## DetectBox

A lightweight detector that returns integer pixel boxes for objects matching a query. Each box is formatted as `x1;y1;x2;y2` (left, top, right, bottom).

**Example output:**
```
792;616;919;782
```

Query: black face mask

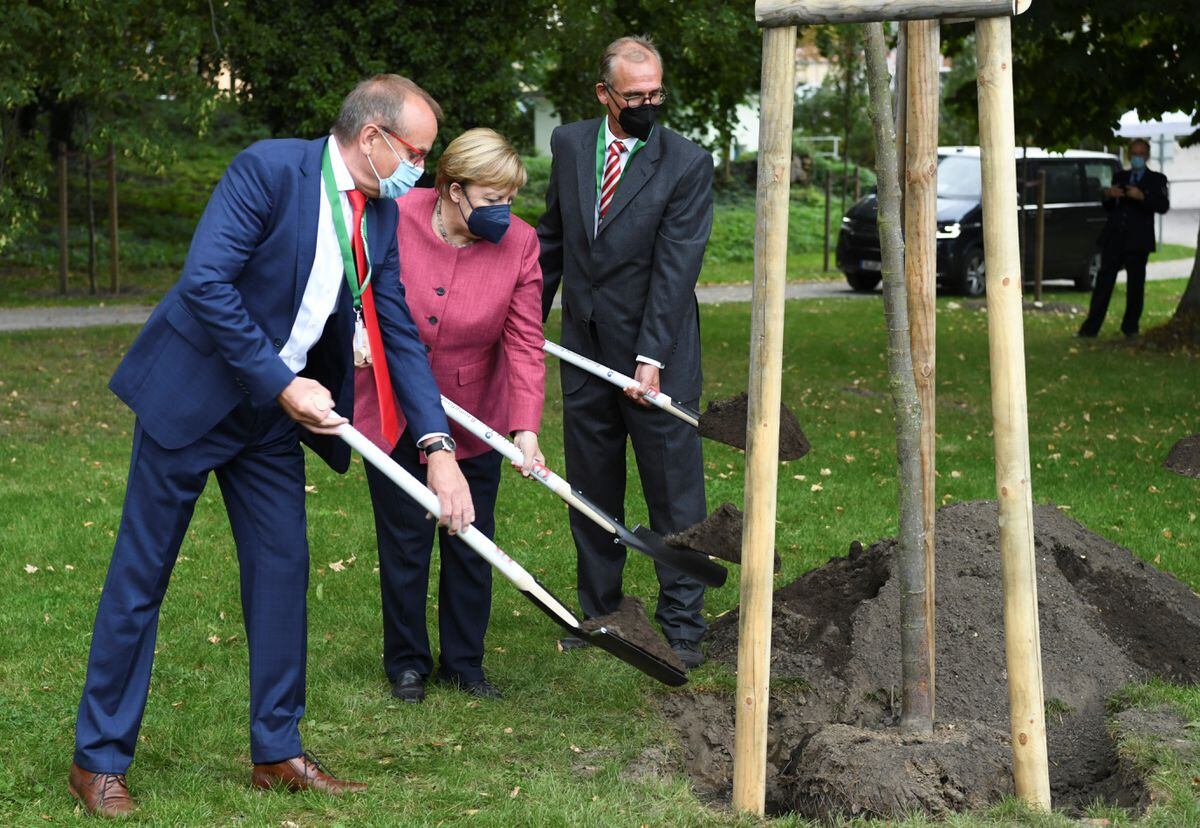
615;101;658;142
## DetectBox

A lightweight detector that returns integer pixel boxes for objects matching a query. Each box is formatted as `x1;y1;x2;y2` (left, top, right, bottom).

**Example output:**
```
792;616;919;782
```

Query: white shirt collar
603;118;639;153
328;136;357;193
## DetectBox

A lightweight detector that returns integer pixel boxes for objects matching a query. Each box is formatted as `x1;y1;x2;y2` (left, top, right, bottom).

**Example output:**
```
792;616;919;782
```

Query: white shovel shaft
541;339;699;427
335;417;578;629
439;396;617;533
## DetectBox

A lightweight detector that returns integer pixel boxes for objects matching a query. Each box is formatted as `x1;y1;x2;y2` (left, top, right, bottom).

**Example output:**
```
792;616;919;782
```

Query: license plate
860;260;881;272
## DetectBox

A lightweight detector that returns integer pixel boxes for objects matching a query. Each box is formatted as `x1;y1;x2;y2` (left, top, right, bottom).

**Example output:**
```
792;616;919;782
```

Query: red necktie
599;140;627;220
348;189;399;445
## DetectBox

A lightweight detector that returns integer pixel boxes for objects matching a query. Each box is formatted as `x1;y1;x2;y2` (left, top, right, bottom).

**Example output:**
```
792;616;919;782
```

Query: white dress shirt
277;137;444;444
596;119;665;371
278;137;354;373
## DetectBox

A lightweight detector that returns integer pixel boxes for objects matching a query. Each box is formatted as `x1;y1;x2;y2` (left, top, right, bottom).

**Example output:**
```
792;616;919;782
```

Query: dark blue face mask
458;186;511;244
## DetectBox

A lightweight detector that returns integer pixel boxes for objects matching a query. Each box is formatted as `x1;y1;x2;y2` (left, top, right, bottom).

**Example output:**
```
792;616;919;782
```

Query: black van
836;147;1122;296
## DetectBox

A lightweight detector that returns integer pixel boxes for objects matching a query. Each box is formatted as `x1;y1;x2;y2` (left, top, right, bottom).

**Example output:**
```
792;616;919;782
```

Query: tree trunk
862;21;931;733
1174;220;1200;318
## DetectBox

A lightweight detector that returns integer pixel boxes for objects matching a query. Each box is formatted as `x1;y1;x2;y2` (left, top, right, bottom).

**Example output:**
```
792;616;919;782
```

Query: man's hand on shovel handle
625;363;660;408
278;377;347;435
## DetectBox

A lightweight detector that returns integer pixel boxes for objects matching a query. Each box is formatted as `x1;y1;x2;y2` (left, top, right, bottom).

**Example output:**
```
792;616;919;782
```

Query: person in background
536;35;714;669
358;128;545;703
1078;137;1170;339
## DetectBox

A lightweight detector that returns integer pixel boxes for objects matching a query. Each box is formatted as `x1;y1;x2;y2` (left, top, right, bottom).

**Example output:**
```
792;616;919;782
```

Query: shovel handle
543;339;700;427
439;396;617;533
335;417;579;629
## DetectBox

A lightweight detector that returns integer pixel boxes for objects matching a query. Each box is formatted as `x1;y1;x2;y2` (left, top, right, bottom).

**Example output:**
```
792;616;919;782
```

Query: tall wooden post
823;172;832;271
85;152;97;295
895;23;908;201
107;142;120;294
57;142;69;295
905;17;939;721
975;15;1051;810
733;23;796;817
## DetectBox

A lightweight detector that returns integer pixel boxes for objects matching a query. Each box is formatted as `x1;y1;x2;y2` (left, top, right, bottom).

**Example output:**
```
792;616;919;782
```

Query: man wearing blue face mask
1079;137;1170;339
68;74;474;817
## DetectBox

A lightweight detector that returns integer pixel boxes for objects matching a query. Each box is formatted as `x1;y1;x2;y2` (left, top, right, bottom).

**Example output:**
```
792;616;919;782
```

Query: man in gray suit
537;35;714;668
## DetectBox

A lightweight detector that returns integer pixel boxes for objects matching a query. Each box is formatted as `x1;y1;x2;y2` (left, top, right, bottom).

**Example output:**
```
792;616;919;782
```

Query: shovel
439;396;727;588
336;417;687;687
543;339;810;461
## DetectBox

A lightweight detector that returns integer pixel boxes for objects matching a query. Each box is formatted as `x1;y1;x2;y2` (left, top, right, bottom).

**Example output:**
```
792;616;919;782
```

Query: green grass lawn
0;278;1196;825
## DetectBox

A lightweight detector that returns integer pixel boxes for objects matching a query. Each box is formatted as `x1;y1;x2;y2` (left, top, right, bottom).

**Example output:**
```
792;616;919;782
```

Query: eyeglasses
604;84;667;108
378;125;428;166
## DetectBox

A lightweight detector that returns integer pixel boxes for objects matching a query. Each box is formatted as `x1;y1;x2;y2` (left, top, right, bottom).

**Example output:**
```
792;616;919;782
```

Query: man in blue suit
69;75;474;817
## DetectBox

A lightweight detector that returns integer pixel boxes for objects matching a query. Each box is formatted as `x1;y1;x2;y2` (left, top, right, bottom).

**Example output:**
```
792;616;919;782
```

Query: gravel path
0;258;1191;333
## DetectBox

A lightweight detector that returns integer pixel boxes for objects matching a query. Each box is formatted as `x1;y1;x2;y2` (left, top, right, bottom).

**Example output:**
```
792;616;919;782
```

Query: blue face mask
458;187;511;244
1130;155;1147;171
367;132;422;199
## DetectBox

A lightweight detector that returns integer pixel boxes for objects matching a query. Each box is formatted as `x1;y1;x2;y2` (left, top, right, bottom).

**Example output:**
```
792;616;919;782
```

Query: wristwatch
421;435;456;457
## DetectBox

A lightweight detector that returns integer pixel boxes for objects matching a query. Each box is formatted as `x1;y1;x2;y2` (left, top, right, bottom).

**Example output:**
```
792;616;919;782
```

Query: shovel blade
628;525;728;588
518;587;687;687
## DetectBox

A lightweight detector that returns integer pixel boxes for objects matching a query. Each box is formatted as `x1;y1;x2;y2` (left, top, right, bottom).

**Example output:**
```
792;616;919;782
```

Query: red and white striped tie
598;139;627;221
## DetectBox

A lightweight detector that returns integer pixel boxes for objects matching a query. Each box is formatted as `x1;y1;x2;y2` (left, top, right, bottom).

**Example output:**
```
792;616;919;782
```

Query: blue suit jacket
110;136;448;472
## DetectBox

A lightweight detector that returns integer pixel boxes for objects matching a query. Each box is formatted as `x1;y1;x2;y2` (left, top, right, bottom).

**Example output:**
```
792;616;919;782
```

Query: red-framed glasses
378;125;428;166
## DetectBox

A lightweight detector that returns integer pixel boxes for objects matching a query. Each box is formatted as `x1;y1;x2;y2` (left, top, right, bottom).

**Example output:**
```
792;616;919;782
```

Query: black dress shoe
558;635;590;651
435;672;503;699
667;638;705;669
391;669;425;703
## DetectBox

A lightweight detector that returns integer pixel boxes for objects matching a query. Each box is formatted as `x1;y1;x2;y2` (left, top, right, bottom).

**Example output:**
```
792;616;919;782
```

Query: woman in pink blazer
357;128;545;702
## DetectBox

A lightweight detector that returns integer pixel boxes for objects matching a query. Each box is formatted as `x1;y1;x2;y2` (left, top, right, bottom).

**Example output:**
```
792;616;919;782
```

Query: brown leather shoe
251;752;366;795
68;762;136;817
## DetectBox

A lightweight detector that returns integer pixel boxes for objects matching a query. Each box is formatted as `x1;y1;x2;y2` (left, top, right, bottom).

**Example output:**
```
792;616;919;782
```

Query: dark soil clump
698;392;811;461
665;503;780;571
580;595;686;674
1164;434;1200;479
657;501;1200;818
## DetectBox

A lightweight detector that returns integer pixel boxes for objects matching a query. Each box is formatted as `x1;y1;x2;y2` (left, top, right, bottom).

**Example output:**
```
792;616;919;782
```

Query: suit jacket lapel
293;137;326;321
576;119;601;244
596;126;662;238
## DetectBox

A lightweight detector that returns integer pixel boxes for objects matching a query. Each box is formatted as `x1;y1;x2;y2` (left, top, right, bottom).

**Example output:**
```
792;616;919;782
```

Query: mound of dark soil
1164;434;1200;479
698;392;811;461
658;501;1200;819
665;503;781;571
580;594;686;674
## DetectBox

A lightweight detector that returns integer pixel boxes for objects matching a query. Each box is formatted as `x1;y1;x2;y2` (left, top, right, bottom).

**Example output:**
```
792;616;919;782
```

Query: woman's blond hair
436;128;527;197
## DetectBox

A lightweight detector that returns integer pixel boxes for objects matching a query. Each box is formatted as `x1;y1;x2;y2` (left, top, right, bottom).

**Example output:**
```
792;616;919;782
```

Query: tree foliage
0;1;215;250
535;0;761;153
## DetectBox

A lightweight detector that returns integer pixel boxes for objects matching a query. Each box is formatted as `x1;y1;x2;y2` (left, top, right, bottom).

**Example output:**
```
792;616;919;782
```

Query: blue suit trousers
74;400;309;772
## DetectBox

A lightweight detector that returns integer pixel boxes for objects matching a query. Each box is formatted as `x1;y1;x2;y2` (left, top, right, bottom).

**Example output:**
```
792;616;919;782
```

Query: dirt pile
658;501;1200;819
580;594;686;674
665;503;781;571
1164;434;1200;479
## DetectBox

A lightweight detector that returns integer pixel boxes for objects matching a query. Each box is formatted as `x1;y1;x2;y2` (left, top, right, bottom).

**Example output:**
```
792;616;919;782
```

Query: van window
1082;161;1115;202
1040;162;1083;203
937;155;981;199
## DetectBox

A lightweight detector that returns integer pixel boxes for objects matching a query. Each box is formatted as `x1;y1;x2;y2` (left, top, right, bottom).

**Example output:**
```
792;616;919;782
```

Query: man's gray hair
598;36;663;86
332;74;444;143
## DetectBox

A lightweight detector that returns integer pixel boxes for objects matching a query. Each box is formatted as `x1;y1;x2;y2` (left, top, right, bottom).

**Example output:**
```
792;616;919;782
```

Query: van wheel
957;247;986;297
846;272;882;292
1075;253;1100;292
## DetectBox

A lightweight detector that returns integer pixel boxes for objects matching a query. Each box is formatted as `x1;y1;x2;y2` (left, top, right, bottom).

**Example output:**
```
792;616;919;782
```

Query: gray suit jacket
537;117;714;400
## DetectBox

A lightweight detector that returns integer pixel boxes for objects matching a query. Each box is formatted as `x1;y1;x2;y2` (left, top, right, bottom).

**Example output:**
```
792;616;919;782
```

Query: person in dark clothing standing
1078;137;1170;339
536;35;714;669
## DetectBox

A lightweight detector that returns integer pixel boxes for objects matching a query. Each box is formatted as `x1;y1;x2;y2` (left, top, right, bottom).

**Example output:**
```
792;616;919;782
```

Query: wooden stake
58;142;69;295
757;0;1018;26
974;15;1051;810
905;16;939;724
895;23;907;206
732;23;796;817
85;152;97;296
108;142;120;295
1034;169;1046;304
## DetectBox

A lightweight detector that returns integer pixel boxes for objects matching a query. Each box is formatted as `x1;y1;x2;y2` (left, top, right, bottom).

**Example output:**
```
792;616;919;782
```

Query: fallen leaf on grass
23;564;37;574
810;483;823;492
208;635;221;644
304;485;317;494
509;786;520;798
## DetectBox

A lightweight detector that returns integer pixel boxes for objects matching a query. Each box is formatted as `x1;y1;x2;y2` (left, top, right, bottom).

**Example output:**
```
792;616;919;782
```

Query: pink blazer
355;187;545;459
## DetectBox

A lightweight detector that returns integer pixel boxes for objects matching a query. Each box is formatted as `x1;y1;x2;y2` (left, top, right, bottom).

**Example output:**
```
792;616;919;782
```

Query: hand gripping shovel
336;417;687;687
543;339;811;461
439;396;727;588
